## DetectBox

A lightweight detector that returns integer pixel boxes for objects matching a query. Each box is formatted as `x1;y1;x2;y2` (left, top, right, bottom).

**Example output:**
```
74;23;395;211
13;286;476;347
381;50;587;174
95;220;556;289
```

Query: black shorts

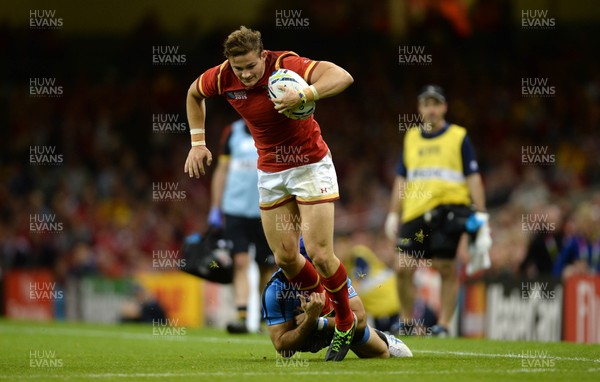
397;204;472;259
224;214;275;268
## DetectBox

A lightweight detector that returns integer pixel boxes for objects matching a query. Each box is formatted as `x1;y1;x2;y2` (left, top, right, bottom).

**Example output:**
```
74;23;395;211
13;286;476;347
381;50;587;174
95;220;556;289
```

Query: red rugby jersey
196;51;329;172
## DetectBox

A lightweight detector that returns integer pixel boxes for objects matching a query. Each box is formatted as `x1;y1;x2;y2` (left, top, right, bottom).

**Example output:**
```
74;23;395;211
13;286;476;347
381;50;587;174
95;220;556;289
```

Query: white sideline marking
0;326;270;345
4;325;599;364
2;325;599;380
416;349;600;364
0;368;567;380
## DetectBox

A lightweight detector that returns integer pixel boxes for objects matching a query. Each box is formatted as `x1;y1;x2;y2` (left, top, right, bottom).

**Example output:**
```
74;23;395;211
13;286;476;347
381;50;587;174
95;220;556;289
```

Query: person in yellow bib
344;243;401;334
384;85;490;336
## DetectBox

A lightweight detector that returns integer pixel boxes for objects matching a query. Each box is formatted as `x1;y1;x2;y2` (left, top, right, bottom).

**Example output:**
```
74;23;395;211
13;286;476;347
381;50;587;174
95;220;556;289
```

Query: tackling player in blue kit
261;239;413;359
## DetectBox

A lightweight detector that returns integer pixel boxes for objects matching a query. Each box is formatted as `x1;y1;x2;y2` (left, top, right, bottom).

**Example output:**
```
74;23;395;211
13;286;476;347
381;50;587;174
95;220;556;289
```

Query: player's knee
355;309;367;330
434;259;456;278
302;241;332;268
379;348;391;359
269;237;300;265
233;253;249;271
273;248;300;269
277;349;296;358
397;260;417;276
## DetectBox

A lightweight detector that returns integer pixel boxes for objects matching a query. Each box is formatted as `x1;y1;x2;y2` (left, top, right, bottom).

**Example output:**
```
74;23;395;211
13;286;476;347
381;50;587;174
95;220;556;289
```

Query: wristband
317;317;328;331
308;85;319;101
298;90;307;104
190;128;205;135
191;140;206;147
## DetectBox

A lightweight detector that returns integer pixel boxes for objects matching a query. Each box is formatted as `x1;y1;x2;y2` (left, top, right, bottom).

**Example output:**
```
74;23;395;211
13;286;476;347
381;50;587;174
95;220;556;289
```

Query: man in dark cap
385;85;490;336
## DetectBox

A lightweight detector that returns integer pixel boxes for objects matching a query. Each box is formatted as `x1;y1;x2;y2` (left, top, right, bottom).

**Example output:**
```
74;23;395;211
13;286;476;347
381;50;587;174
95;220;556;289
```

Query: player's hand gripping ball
268;69;316;120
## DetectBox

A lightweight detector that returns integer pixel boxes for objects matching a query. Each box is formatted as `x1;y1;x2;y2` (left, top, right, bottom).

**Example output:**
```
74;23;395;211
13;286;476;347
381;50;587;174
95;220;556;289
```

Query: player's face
418;98;447;128
229;50;267;87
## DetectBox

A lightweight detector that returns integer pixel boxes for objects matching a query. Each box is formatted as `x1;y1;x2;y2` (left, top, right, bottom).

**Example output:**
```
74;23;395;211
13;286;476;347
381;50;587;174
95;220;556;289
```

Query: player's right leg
227;251;250;333
432;257;457;336
429;207;469;336
260;200;303;275
347;295;412;358
350;326;389;358
293;153;356;361
396;252;417;332
396;215;430;334
259;201;333;313
372;329;413;358
224;214;252;333
250;216;277;291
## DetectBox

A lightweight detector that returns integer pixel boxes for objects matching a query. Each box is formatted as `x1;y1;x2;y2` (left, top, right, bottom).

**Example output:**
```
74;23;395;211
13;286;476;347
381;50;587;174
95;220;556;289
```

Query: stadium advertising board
460;277;564;342
563;275;600;343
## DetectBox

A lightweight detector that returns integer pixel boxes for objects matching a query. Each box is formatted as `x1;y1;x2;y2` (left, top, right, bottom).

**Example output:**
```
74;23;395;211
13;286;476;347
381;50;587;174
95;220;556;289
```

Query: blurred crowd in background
1;0;600;287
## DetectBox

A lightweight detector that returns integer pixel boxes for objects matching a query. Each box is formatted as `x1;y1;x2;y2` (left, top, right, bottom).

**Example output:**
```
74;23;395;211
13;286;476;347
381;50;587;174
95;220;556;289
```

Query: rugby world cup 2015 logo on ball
268;69;316;120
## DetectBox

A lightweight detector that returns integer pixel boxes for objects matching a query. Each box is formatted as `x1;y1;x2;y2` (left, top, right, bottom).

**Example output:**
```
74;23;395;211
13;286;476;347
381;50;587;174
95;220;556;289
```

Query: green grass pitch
1;319;599;381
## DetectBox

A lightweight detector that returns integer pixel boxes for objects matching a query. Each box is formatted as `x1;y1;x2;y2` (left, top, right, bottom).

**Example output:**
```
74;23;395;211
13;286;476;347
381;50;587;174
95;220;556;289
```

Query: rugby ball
268;69;316;120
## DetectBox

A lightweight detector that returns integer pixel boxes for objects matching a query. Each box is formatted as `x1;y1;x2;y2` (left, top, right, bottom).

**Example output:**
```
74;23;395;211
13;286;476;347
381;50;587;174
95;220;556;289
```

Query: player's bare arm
210;155;230;210
184;80;212;178
385;175;406;241
273;61;353;113
268;292;325;355
466;173;486;212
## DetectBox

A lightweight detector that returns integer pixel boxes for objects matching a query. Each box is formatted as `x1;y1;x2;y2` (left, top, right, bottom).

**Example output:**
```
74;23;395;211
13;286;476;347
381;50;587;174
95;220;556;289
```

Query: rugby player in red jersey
184;26;355;361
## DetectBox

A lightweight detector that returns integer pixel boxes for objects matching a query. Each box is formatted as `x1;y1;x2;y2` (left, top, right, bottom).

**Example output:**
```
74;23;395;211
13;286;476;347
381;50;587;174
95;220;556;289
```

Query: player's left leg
432;257;458;334
250;217;277;292
350;326;389;358
292;152;356;361
252;220;278;332
223;214;253;333
298;202;356;361
429;212;467;336
227;251;250;333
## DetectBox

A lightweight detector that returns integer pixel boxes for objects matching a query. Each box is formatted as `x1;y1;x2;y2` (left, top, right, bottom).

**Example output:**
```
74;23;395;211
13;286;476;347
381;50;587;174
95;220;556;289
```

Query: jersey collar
421;122;450;139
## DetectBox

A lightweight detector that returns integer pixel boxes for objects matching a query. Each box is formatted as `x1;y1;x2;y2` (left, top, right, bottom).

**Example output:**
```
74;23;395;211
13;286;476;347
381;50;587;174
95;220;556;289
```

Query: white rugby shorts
257;152;340;210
